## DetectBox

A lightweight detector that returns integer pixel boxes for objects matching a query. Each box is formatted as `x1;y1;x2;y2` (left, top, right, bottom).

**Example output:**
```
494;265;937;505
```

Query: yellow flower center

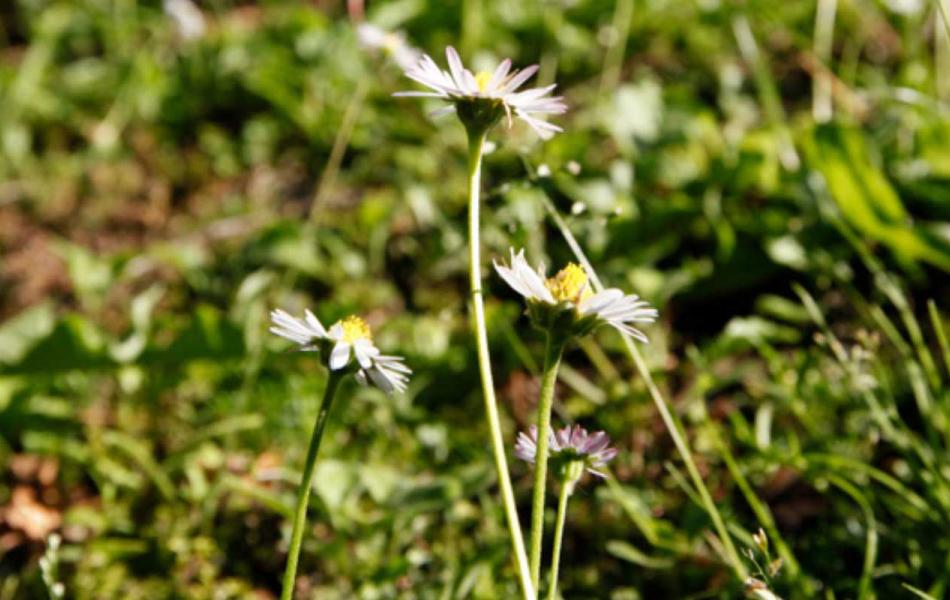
383;33;400;52
338;315;372;343
545;263;592;303
475;71;493;93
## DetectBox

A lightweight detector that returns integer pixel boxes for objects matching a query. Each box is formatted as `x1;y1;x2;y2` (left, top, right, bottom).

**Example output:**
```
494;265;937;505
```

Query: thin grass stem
310;80;369;222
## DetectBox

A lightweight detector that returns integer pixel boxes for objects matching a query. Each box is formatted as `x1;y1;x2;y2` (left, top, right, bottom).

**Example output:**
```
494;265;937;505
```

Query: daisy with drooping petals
394;46;567;138
270;309;411;394
515;424;618;480
493;248;658;342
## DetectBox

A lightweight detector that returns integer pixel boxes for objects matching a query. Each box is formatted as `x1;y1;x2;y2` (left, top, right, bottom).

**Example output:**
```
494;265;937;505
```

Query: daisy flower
163;0;206;41
356;23;421;71
394;46;567;138
270;309;411;394
515;424;618;479
493;248;658;341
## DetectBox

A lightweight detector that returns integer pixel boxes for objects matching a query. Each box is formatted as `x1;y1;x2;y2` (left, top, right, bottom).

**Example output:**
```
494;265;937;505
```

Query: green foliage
1;0;949;598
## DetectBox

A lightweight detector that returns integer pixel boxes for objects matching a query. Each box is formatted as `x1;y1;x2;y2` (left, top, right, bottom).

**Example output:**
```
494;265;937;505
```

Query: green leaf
805;124;950;272
606;540;675;569
7;314;113;374
0;302;55;365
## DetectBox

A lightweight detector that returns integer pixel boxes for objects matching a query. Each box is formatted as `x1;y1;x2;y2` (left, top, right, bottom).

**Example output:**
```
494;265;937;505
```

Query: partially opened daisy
494;248;658;342
270;309;411;394
394;46;567;138
515;424;618;481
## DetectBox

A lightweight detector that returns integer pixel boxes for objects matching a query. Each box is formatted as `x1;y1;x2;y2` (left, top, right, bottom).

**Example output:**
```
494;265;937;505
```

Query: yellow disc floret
475;71;493;93
545;263;592;304
338;315;372;343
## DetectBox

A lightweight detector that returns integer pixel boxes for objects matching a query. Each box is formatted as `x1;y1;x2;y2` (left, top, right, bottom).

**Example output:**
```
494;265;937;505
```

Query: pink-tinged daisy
515;424;618;479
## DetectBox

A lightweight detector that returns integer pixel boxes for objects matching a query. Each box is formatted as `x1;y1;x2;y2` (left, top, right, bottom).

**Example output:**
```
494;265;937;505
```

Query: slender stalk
529;334;566;588
812;0;837;123
938;0;950;100
600;0;634;94
546;479;571;600
539;193;749;580
281;371;344;600
310;79;369;222
466;129;535;600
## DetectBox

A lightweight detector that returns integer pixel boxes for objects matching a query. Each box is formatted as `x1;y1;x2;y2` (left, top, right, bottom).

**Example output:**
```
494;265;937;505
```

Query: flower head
494;248;658;341
394;46;567;138
515;424;618;480
270;308;411;394
163;0;206;41
356;23;421;71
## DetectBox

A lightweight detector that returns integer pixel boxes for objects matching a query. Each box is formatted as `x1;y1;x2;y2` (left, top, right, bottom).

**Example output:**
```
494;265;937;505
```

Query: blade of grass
600;0;635;94
732;14;800;171
812;0;837;122
710;427;801;579
928;300;950;378
824;474;877;600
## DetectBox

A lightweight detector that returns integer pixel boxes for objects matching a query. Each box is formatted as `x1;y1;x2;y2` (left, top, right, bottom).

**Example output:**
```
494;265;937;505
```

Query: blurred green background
2;0;950;598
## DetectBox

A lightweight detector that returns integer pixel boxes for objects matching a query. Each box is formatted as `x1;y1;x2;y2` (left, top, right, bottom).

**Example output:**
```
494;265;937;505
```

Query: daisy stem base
281;371;344;600
466;127;535;600
529;334;566;589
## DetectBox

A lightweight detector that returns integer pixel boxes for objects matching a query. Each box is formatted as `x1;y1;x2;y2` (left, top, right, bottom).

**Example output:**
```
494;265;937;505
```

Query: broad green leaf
805;124;950;272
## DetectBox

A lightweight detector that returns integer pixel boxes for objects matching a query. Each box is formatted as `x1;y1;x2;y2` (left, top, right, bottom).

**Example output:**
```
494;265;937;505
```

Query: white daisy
163;0;206;41
493;248;658;342
355;23;421;71
270;309;411;395
394;46;567;139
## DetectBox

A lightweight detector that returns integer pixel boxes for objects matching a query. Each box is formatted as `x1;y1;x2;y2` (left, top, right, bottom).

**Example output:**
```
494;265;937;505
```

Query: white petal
367;365;397;394
375;354;411;374
329;341;351;370
512;249;555;303
494;260;535;299
506;84;558;104
609;321;649;343
304;310;328;337
428;105;457;118
579;289;624;315
487;58;512;92
502;64;539;93
516;113;562;139
353;339;375;368
270;309;322;345
445;46;468;91
392;91;448;98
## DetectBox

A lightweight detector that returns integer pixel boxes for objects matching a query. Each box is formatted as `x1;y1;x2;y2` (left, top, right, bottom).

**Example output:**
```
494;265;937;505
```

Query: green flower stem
466;128;536;600
281;371;344;600
547;470;577;600
539;193;749;580
529;334;566;589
